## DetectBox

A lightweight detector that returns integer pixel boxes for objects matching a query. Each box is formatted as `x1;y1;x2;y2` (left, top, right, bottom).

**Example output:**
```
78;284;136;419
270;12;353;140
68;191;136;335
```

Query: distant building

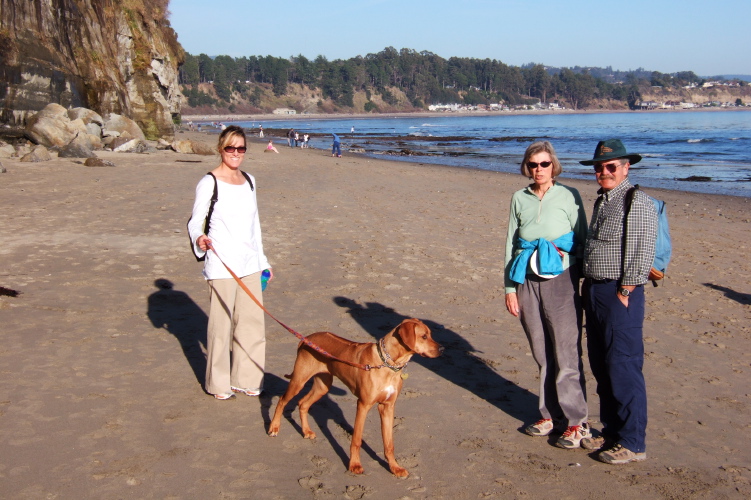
273;108;297;115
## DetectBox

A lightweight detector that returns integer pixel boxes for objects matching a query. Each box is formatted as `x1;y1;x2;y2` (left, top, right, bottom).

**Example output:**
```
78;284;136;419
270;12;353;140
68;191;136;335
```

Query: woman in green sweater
504;141;590;449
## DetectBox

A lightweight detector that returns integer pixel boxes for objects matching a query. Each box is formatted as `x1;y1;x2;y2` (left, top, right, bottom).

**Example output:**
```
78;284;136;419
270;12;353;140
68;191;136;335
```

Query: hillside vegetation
179;47;750;115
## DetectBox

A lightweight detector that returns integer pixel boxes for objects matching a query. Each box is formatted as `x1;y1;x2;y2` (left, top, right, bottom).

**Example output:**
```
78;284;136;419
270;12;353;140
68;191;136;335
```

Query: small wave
687;138;715;143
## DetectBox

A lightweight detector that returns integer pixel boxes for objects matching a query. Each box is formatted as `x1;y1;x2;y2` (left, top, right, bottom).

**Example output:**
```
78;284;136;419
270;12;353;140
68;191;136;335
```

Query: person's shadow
147;279;208;386
703;282;751;305
333;297;539;427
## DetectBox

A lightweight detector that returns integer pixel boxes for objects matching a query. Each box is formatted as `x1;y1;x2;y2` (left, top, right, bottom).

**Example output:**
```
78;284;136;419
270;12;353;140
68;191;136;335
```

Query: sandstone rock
0;144;15;158
25;104;81;148
58;138;96;158
156;138;172;150
0;2;181;138
171;140;193;154
20;145;52;162
84;158;115;167
171;139;216;155
0;161;6;173
103;114;146;142
67;108;103;126
190;141;216;156
112;138;141;152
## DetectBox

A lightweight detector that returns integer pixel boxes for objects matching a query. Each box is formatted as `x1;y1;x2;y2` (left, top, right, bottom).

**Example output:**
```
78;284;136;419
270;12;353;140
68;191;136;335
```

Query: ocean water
231;110;751;197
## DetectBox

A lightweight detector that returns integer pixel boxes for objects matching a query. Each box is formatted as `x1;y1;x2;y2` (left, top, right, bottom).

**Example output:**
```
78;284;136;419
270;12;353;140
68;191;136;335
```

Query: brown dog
268;318;442;477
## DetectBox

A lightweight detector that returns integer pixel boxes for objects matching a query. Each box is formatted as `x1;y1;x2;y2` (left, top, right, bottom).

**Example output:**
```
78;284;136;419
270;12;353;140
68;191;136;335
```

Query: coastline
1;135;750;497
181;106;751;123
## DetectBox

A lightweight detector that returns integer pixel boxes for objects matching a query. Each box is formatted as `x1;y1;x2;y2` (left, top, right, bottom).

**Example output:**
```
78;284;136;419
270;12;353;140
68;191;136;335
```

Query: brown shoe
581;435;608;450
598;444;647;464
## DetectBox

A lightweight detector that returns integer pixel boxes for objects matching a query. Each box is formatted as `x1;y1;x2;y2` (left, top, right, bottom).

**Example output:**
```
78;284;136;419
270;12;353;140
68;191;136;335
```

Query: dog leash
207;244;378;371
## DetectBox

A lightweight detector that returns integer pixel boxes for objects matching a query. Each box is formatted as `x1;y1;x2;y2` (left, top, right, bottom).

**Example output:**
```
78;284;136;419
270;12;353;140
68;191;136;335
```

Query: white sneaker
555;423;592;449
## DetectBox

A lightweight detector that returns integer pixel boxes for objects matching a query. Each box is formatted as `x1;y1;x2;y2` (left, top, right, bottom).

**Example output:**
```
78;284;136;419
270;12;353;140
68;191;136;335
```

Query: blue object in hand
261;269;271;291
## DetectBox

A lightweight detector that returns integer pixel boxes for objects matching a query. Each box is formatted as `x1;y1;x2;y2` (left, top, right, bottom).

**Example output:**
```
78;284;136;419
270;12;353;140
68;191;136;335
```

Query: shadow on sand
147;278;208;387
332;297;538;426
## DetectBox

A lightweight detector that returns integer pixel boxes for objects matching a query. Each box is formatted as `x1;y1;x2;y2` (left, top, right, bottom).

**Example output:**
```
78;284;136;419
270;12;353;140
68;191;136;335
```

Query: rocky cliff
0;0;183;139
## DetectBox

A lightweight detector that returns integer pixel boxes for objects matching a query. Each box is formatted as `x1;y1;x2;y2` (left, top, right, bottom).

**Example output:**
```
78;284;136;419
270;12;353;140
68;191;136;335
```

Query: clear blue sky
168;0;751;76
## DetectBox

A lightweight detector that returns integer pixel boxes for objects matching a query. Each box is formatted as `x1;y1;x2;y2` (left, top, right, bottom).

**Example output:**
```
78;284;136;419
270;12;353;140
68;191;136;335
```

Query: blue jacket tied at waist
509;231;575;284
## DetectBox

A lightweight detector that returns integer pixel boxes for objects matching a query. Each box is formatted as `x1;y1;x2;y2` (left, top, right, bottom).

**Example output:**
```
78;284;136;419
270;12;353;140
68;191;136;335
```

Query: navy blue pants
584;279;647;453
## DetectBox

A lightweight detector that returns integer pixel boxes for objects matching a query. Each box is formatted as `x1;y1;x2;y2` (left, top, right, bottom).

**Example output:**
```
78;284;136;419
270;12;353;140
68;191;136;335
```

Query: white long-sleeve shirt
188;173;270;280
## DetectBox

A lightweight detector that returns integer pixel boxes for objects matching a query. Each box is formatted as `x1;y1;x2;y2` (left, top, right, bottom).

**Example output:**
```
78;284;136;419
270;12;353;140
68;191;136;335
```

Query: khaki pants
205;272;265;395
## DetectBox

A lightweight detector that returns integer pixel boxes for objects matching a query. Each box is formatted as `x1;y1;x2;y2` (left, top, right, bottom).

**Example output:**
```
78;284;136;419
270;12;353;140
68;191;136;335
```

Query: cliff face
0;0;183;139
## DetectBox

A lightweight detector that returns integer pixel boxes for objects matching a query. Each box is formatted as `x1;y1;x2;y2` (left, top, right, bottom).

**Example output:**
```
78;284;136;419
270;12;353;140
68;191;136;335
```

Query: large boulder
171;139;216;155
69;108;104;139
103;114;146;142
25;103;87;148
58;136;96;158
20;145;52;162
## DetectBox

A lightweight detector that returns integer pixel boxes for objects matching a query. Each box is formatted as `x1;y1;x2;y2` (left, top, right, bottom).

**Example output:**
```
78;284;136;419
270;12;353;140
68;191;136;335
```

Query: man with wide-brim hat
580;138;657;465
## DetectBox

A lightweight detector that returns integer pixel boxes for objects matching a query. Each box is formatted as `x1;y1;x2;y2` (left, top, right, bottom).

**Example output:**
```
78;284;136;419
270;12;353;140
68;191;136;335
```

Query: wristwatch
618;287;630;297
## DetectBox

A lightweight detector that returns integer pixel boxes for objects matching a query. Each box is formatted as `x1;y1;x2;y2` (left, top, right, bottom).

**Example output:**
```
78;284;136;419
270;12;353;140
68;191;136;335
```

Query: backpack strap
620;184;640;283
203;172;219;235
240;170;254;191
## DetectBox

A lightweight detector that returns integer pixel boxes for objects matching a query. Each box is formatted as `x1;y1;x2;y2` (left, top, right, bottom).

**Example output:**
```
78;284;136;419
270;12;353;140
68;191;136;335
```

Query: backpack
624;185;672;286
187;171;254;262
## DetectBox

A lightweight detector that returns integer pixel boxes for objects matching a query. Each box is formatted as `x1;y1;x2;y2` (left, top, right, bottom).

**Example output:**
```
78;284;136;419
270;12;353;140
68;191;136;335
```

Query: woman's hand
266;268;274;282
197;234;212;252
505;292;520;317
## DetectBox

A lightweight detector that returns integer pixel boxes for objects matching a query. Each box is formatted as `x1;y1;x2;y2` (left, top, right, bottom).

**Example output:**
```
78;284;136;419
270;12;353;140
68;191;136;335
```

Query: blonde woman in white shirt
188;125;273;400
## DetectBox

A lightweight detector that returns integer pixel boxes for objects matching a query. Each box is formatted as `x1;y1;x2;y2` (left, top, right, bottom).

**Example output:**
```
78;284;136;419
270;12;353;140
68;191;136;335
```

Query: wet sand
1;131;750;498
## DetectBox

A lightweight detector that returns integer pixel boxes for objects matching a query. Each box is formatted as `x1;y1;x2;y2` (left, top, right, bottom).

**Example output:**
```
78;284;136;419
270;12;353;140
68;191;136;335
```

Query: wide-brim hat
579;139;642;165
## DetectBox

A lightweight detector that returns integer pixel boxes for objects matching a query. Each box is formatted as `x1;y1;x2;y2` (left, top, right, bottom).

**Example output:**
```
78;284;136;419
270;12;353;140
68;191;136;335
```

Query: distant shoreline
181;106;750;123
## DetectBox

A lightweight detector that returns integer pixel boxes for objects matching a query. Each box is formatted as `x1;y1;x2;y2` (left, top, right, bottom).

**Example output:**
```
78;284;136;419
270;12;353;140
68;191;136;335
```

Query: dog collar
377;338;408;372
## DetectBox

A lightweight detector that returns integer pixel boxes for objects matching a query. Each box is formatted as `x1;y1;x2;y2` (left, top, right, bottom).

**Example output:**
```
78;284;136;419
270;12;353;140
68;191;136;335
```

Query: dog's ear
396;319;422;351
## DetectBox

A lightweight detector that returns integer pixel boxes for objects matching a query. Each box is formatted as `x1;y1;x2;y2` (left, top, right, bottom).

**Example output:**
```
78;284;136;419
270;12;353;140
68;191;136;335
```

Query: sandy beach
1;130;750;498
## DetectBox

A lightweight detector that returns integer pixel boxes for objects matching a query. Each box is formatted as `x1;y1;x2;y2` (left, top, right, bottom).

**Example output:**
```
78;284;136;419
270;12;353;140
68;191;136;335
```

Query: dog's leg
378;402;408;477
348;399;373;475
297;373;333;439
268;352;321;436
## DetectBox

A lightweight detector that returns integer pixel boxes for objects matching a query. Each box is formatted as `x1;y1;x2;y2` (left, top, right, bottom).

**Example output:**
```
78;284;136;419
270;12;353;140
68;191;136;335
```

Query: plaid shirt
583;178;658;286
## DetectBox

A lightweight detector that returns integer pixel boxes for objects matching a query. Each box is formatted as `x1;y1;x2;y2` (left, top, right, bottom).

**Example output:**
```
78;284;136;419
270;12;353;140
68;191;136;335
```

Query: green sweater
504;183;588;293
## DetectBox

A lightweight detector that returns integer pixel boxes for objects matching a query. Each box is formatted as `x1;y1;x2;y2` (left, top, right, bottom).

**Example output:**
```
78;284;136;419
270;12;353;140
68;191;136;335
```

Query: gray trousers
517;266;587;427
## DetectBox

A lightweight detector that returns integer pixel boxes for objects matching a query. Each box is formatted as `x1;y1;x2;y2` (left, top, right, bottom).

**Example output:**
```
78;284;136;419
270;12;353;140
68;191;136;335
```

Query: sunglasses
527;161;552;169
594;163;620;173
223;146;247;153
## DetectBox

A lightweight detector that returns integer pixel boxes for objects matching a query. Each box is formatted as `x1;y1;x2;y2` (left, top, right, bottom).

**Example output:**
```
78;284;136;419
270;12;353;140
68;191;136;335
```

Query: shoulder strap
240;170;254;191
203;172;218;234
621;184;639;280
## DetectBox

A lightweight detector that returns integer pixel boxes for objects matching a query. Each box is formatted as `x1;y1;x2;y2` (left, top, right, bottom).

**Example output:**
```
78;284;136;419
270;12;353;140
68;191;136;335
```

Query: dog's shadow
333;297;538;425
261;373;388;471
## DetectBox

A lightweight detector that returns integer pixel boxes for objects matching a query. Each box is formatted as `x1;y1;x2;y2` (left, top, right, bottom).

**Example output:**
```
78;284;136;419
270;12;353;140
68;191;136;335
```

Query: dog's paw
303;430;317;439
348;463;365;475
390;464;409;478
267;426;280;437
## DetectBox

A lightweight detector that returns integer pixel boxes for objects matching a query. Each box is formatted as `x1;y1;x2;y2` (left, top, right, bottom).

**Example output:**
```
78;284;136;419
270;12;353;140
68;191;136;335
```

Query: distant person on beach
303;133;309;148
287;128;295;147
580;139;657;464
188;125;273;400
259;125;263;138
265;139;279;153
332;133;341;157
504;141;589;449
294;131;300;147
351;126;355;133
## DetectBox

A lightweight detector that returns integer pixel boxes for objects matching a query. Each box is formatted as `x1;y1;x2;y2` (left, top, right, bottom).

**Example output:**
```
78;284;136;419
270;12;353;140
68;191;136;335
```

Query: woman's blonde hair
520;141;563;178
217;125;246;152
